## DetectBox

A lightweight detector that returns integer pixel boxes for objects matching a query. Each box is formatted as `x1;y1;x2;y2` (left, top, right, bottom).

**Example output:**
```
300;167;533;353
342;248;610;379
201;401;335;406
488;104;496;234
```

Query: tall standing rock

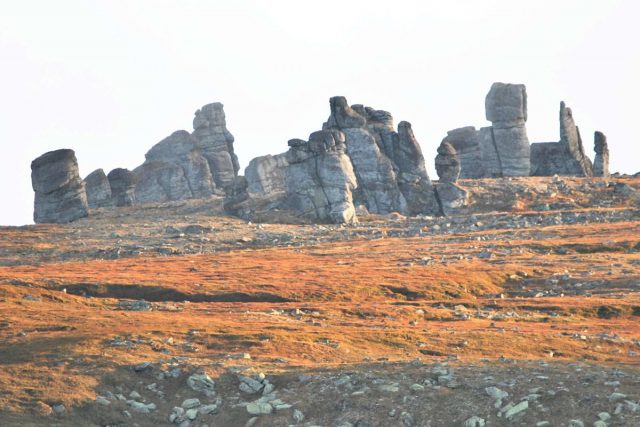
485;83;531;176
530;102;594;177
435;142;461;183
559;101;593;176
107;168;136;207
134;130;215;204
191;103;239;190
31;149;88;223
434;142;468;215
284;130;358;224
593;131;610;177
324;96;440;216
83;169;112;208
324;97;406;214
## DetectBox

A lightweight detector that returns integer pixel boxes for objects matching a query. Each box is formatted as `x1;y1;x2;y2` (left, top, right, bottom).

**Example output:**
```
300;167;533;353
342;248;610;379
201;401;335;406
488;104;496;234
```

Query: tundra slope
0;176;639;426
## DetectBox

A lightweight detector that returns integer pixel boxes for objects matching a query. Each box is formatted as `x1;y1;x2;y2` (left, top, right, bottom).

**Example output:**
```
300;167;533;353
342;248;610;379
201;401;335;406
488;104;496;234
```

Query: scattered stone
246;401;273;415
463;415;485;427
181;398;201;409
485;386;509;400
187;373;216;395
95;396;111;406
293;408;305;423
504;400;528;419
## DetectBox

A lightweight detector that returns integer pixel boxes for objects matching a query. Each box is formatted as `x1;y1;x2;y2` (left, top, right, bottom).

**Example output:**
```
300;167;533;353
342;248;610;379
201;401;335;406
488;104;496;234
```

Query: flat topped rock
31;149;88;223
485;82;528;124
31;149;79;195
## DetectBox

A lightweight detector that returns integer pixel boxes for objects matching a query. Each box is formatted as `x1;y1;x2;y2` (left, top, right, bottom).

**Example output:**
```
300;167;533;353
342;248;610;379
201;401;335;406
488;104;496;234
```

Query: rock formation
107;168;136;207
484;82;531;177
283;130;358;224
192;102;239;190
31;149;88;223
593;131;609;178
434;142;468;215
323;97;439;216
83;169;112;209
440;127;484;179
530;102;593;177
242;96;440;223
435;142;461;183
245;153;288;196
440;83;531;178
134;130;215;204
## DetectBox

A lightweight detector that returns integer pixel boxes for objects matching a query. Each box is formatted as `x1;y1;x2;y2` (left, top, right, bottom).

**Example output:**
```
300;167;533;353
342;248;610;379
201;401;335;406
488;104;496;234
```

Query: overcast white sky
1;0;639;225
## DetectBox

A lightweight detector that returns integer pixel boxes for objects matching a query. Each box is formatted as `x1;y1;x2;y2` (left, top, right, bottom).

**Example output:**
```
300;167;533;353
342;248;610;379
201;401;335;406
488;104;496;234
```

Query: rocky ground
0;176;639;426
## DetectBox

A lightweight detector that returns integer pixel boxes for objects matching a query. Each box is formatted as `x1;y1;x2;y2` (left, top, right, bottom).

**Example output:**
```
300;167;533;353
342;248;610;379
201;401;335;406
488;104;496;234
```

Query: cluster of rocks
442;83;610;180
31;83;614;224
530;101;605;177
31;103;238;223
441;83;531;179
233;96;445;223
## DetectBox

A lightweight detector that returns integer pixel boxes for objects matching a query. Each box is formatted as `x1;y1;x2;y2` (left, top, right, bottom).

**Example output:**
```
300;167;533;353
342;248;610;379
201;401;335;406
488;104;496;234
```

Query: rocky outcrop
192;103;239;190
107;168;136;207
245;153;289;196
283;130;358;224
241;96;440;223
434;142;468;215
31;149;88;223
435;142;461;183
440;127;484;179
440;83;530;178
559;101;593;176
530;102;593;177
593;131;609;178
324;96;439;216
83;169;111;209
134;130;215;204
484;83;531;177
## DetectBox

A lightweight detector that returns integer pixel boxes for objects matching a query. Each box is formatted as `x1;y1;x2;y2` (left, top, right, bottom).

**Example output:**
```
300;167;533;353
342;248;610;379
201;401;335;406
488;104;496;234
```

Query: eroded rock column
31;149;88;223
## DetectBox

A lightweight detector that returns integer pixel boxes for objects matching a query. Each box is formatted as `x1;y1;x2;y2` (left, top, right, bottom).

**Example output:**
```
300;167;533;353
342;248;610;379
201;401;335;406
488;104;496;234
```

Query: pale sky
1;0;639;225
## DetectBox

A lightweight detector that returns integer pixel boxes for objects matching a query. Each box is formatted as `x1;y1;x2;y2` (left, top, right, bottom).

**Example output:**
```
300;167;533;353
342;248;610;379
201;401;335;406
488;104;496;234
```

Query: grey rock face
530;102;593;177
325;96;439;216
559;101;593;176
245;153;289;196
393;121;440;216
134;130;214;204
31;149;88;223
441;83;531;178
240;96;440;222
485;83;530;176
435;142;460;183
435;183;468;216
83;168;111;209
284;130;358;224
441;127;484;179
192;102;239;189
107;168;136;207
434;143;469;216
593;131;609;178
